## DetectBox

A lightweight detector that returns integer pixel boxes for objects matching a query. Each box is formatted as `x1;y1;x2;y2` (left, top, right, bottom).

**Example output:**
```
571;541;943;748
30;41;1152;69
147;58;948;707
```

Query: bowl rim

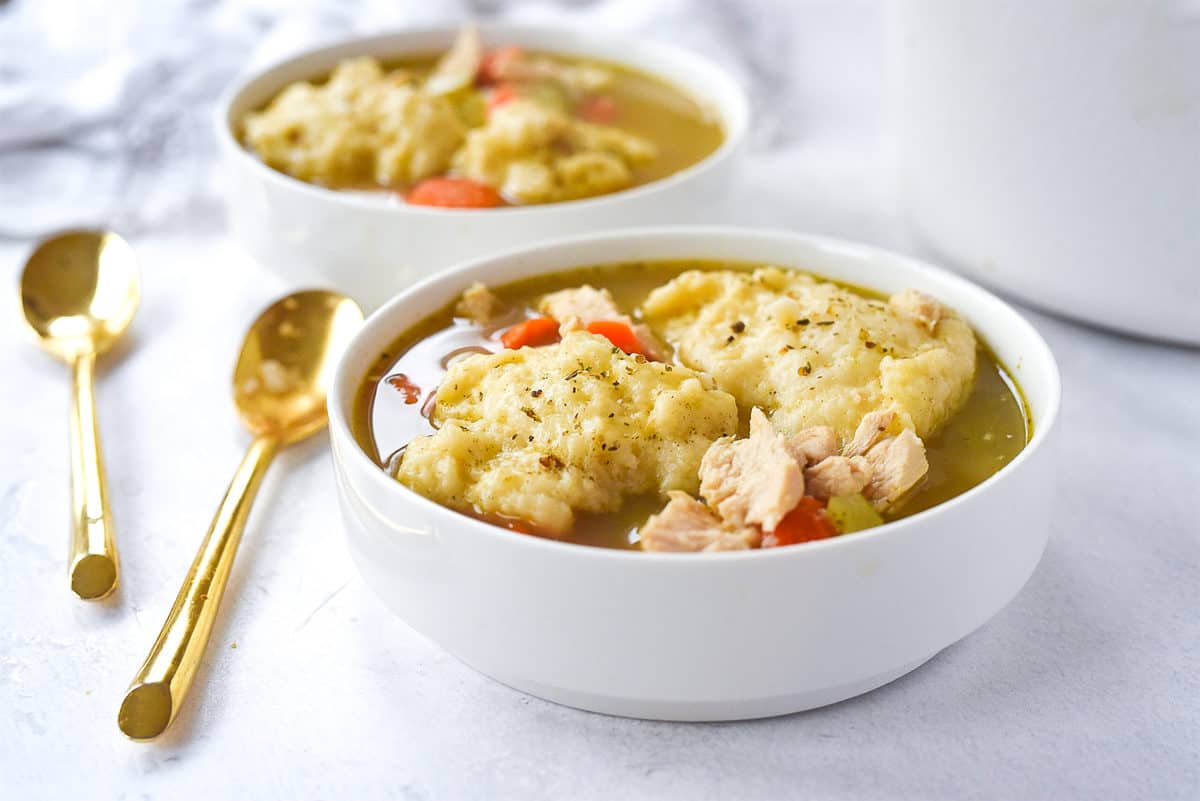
328;225;1062;562
212;22;750;217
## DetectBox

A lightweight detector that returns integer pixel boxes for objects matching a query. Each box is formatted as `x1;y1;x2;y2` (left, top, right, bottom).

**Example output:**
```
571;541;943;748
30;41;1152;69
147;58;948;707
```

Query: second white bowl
215;25;750;309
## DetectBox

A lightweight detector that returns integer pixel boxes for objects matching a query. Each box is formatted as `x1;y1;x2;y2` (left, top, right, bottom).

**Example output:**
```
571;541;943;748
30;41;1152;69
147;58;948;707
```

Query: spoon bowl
232;290;366;443
20;230;139;600
21;231;139;361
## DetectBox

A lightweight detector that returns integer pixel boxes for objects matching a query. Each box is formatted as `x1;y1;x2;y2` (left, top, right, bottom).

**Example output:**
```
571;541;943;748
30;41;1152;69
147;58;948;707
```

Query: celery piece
454;91;488;128
523;81;570;114
826;493;884;534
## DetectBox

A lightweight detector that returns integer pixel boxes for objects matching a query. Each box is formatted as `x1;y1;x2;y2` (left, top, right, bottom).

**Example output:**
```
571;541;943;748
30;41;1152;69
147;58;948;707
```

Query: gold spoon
117;289;363;741
20;230;139;601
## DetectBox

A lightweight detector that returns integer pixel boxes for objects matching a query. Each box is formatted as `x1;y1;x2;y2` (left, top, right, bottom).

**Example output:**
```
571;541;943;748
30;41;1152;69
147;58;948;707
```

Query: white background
2;1;1197;799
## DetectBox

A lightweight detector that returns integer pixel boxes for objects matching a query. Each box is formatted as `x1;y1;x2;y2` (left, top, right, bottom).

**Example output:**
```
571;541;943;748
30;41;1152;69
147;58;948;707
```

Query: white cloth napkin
0;0;788;240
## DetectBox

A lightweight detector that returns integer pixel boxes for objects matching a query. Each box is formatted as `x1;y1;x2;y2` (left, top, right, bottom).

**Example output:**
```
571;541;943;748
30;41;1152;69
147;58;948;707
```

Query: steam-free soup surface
352;261;1030;549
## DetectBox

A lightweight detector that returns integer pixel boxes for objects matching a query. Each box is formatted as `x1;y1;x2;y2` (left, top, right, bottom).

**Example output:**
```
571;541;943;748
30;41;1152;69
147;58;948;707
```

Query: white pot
214;24;749;311
889;1;1200;344
327;227;1062;721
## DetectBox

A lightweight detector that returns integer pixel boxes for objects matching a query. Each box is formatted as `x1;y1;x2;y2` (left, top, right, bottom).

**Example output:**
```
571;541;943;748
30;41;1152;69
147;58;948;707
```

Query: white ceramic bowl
328;227;1062;721
888;1;1200;345
215;25;749;310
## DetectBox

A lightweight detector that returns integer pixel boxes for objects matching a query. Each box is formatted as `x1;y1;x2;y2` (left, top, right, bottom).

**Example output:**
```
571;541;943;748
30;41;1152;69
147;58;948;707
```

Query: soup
352;260;1030;551
240;25;724;207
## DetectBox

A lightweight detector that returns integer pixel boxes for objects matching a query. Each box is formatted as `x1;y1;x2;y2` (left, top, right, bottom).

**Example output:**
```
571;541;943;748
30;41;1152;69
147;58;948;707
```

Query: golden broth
352;261;1031;550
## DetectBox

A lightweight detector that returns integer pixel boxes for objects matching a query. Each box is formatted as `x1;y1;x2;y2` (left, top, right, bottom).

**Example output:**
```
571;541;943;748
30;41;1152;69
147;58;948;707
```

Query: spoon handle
118;435;279;741
68;351;119;600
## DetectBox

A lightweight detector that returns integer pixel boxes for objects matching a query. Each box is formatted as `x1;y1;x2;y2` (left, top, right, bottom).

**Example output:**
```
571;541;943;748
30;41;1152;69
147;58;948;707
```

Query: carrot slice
500;317;561;349
477;45;524;84
578;95;617;123
763;497;838;548
586;320;650;357
492;514;539;535
406;178;504;208
487;83;519;113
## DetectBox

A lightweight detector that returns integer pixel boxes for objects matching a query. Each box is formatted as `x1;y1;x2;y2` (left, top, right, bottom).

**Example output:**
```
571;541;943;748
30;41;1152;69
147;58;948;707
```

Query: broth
352;261;1031;549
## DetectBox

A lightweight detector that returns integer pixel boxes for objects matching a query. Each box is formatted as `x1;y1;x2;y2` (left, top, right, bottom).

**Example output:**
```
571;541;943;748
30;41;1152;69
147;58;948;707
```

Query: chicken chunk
490;54;615;94
784;425;838;466
539;285;623;327
639;491;761;552
890;289;944;334
454;282;505;324
844;410;897;457
862;429;928;509
699;408;805;532
804;455;872;500
538;285;662;358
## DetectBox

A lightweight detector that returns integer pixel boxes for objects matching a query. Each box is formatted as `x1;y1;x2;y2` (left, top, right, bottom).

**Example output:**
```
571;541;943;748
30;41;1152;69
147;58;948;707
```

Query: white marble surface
2;1;1198;799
